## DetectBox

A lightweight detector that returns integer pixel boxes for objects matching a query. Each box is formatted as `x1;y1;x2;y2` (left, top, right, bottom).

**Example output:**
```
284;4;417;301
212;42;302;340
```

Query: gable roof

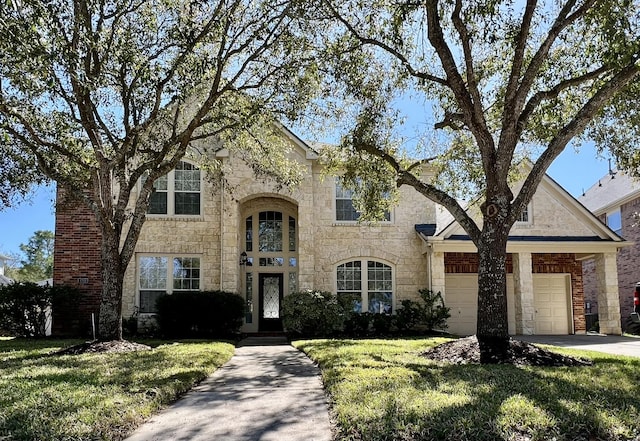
417;170;627;253
578;171;640;216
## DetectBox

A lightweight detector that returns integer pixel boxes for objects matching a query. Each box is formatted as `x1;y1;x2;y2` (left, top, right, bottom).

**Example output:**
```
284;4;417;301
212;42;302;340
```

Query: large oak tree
308;0;640;361
0;0;317;340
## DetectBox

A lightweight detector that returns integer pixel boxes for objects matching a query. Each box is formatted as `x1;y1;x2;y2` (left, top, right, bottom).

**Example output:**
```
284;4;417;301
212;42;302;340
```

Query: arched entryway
240;197;298;332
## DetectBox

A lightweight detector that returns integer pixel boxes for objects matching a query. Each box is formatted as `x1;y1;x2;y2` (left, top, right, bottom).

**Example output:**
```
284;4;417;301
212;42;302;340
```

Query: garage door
444;274;515;336
533;274;571;335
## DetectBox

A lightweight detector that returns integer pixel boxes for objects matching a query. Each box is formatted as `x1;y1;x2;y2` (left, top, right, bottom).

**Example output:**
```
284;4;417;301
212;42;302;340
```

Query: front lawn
294;338;640;441
0;338;235;441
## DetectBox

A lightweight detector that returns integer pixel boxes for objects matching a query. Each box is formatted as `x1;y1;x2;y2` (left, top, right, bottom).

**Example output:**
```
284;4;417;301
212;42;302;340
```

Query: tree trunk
97;232;124;341
476;211;511;363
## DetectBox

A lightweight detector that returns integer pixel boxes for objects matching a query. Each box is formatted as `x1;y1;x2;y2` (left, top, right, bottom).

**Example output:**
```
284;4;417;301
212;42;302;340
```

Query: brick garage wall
617;197;640;318
582;198;640;324
52;188;102;337
444;252;585;333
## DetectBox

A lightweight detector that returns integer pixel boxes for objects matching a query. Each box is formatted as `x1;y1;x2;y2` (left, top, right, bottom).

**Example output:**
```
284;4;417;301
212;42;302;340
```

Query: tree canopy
0;0;319;339
305;0;639;360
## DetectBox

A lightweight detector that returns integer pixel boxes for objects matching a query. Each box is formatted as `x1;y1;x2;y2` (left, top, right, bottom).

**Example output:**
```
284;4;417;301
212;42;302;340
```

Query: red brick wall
617;198;640;318
582;198;640;324
444;252;585;333
52;188;103;337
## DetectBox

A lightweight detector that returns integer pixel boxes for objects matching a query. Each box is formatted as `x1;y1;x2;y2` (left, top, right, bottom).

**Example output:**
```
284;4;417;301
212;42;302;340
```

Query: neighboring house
579;171;640;328
52;128;628;336
0;254;13;286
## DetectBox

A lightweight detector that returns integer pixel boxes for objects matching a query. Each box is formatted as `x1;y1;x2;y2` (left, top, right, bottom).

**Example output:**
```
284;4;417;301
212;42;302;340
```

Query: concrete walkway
517;334;640;358
125;337;333;441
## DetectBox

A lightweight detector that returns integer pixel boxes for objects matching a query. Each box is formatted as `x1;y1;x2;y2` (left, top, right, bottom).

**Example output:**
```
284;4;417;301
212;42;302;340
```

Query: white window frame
515;203;533;225
335;258;395;314
137;254;202;314
144;160;203;217
334;178;392;223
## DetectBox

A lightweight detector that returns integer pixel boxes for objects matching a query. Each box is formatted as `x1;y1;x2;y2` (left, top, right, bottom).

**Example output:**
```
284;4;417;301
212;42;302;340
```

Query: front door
259;273;284;331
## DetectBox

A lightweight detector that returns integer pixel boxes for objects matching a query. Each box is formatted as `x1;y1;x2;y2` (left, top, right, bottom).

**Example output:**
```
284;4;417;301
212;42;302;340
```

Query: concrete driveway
517;334;640;358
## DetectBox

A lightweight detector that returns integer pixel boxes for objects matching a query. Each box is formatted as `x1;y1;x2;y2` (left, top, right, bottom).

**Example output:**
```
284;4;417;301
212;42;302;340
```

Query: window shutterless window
335;179;391;222
516;205;530;223
144;161;201;216
138;255;201;313
606;209;622;235
336;259;393;314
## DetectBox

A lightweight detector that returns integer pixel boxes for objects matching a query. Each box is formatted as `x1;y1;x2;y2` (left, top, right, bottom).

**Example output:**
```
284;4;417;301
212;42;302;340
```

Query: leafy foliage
418;289;451;332
283;288;451;337
300;0;640;348
0;283;79;337
0;0;320;339
282;290;345;337
13;230;54;282
156;291;244;338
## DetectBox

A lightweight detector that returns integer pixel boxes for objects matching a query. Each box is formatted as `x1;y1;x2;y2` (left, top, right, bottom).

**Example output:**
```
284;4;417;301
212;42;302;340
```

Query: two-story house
579;171;640;328
52;127;627;336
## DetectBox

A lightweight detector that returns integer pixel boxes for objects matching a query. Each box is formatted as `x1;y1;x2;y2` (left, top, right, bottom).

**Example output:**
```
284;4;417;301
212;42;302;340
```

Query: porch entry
259;273;284;331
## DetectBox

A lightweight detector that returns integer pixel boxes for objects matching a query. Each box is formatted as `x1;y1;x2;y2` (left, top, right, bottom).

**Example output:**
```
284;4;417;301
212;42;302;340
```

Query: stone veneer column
595;252;622;334
513;252;535;335
430;251;446;299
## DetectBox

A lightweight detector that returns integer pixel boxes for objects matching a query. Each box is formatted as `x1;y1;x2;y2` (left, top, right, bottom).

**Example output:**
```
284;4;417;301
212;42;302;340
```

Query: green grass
294;338;640;441
0;338;235;441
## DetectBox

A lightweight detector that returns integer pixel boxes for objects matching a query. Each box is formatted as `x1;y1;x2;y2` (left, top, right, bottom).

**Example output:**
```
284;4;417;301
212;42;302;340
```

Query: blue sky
0;142;613;257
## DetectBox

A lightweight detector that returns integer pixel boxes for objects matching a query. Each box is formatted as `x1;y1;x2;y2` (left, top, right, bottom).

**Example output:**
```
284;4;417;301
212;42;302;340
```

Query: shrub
0;283;79;337
371;313;393;335
418;289;451;331
391;289;451;335
343;311;372;336
282;290;344;337
156;291;244;338
394;299;423;333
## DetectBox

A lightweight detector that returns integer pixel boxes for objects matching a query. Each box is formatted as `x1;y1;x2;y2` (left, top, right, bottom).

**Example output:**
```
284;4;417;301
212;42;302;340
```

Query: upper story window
336;259;393;314
516;204;531;224
606;208;622;235
147;161;201;216
138;255;201;313
335;179;391;222
244;210;297;261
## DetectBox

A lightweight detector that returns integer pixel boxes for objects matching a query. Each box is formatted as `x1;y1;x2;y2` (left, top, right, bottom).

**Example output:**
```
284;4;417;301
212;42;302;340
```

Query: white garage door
444;273;571;336
533;274;571;335
444;274;515;336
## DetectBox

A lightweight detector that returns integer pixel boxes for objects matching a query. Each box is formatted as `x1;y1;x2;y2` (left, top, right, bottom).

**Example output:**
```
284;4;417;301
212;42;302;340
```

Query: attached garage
444;273;572;336
533;274;572;334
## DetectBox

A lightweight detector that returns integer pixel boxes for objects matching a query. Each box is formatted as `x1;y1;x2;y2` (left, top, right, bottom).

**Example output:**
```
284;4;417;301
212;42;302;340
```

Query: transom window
335;179;390;222
245;211;296;256
138;255;201;313
146;161;201;216
336;260;393;314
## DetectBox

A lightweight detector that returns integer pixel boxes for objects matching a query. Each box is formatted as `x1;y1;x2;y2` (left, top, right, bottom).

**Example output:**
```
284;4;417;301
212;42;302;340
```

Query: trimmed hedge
0;283;79;337
156;290;244;338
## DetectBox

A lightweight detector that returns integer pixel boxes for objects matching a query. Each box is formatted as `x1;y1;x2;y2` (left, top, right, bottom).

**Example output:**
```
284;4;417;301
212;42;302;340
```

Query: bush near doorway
156;291;244;338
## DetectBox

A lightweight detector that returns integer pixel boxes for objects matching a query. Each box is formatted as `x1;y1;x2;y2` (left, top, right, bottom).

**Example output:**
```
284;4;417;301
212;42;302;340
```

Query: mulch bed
422;336;592;366
52;340;152;356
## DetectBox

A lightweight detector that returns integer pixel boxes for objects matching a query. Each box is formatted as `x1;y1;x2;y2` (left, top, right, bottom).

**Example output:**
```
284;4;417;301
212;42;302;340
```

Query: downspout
220;178;224;290
426;243;433;292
